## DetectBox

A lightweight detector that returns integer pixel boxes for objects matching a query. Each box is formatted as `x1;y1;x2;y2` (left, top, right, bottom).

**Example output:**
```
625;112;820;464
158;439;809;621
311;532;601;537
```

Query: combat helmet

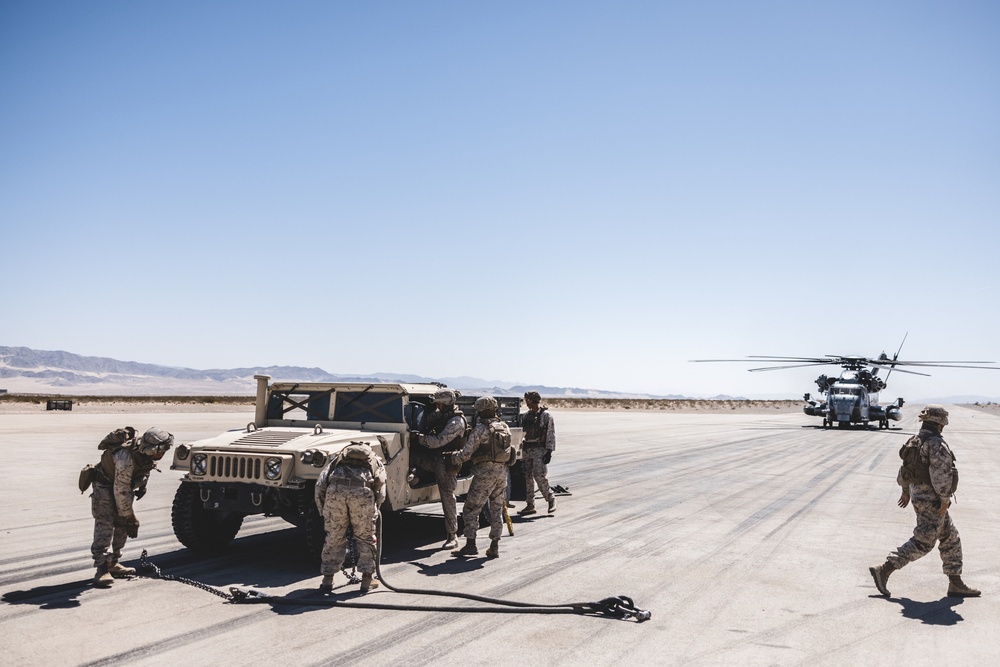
474;395;498;416
433;389;457;407
524;391;541;403
137;426;174;454
917;404;949;426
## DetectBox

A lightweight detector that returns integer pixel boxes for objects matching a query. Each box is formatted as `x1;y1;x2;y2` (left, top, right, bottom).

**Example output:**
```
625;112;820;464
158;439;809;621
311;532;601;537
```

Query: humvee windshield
333;391;404;422
265;388;406;423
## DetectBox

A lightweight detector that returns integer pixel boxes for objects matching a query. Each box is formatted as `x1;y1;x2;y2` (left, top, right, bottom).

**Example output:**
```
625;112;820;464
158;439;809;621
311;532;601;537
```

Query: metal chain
340;528;361;584
139;550;233;601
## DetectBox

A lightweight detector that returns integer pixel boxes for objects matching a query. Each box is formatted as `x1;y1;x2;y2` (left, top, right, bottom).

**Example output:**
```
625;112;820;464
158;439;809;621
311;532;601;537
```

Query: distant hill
0;346;690;399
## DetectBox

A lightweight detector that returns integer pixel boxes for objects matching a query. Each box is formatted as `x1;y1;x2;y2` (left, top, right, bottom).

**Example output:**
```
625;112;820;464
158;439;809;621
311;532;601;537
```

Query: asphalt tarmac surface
2;406;998;666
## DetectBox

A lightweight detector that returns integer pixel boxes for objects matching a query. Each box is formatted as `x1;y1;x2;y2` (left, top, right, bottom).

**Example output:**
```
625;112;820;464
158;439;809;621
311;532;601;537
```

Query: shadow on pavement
2;579;92;609
886;596;966;625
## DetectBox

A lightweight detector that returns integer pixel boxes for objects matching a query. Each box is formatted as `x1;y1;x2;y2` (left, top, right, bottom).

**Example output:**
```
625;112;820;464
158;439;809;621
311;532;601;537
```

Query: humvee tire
171;482;244;551
507;460;527;502
304;506;326;559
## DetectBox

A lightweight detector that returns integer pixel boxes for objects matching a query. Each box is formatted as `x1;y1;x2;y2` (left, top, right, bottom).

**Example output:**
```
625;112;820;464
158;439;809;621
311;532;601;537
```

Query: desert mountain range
0;346;710;399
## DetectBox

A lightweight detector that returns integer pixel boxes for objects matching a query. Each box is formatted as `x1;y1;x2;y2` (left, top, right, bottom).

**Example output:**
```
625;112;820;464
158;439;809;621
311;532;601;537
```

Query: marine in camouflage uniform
869;405;980;598
315;443;387;593
451;396;512;559
411;389;468;549
518;391;557;515
90;427;173;588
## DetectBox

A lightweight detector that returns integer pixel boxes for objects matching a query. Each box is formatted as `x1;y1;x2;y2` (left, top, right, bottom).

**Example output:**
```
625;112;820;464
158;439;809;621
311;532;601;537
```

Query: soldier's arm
421;416;465;450
451;427;484;465
373;460;388;506
927;438;955;501
113;449;136;517
314;468;329;511
544;412;556;451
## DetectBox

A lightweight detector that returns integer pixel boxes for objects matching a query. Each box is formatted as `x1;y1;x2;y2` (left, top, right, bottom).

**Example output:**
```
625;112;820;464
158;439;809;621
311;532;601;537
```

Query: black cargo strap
139;512;650;622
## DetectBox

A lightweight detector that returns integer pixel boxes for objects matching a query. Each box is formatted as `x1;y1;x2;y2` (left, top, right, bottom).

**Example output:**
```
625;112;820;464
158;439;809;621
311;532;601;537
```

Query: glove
125;516;140;538
134;486;147;501
410;431;423;445
543;450;552;465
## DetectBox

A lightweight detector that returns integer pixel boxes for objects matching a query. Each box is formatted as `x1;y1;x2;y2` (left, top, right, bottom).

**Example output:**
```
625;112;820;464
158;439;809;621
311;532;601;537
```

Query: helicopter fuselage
803;371;903;429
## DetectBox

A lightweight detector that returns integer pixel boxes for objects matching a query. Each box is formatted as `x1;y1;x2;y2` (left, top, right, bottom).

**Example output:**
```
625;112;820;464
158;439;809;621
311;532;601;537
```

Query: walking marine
869;405;980;598
83;426;174;588
451;396;514;559
518;391;557;516
410;388;469;549
315;442;387;593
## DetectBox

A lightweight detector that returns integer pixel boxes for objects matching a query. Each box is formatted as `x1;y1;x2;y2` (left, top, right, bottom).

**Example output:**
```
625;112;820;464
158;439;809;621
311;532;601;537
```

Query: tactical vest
327;443;385;496
95;442;156;487
899;432;958;494
470;419;513;465
424;408;470;453
522;408;548;445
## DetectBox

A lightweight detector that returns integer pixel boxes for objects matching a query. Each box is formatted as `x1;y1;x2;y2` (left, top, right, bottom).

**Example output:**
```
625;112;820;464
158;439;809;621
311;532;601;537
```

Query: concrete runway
2;406;998;666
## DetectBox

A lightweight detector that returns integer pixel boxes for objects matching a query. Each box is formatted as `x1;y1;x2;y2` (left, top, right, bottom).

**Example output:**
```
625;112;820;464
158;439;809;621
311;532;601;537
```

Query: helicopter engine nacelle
803;404;828;417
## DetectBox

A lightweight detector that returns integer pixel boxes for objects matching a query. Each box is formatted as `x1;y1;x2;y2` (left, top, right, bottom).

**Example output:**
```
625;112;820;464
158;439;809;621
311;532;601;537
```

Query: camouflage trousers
521;448;553;507
887;498;963;575
91;484;128;567
462;462;507;541
320;485;377;576
414;450;458;536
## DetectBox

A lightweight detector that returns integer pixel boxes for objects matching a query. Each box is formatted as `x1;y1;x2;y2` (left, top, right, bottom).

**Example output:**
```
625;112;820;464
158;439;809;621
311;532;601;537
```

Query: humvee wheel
171;482;244;551
507;460;527;502
304;507;326;559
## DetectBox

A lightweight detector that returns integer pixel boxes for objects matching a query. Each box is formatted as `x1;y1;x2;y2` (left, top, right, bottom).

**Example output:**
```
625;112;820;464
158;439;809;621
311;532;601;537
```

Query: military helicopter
693;338;998;429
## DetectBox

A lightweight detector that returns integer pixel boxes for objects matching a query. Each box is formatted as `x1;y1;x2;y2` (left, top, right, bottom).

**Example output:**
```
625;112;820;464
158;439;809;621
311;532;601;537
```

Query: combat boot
319;574;334;594
441;533;458;550
947;575;981;597
452;538;478;557
108;561;136;578
94;564;114;588
485;539;500;559
547;495;557;513
360;573;379;593
869;560;895;597
517;505;536;516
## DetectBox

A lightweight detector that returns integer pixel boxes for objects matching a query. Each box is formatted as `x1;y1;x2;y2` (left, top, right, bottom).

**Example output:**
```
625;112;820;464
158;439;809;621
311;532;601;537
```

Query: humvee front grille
210;455;263;480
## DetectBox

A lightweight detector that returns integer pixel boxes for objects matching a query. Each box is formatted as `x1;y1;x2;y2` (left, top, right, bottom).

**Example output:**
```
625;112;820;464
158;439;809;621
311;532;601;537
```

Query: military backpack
898;434;959;494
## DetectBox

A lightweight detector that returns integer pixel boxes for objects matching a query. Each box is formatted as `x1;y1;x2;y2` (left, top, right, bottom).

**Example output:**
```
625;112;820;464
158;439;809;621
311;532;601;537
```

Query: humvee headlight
264;457;283;480
301;450;314;464
191;454;208;476
176;444;191;461
312;452;327;467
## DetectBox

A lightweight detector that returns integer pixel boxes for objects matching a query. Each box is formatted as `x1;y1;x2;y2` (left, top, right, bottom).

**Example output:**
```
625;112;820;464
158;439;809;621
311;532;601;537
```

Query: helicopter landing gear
878;419;888;430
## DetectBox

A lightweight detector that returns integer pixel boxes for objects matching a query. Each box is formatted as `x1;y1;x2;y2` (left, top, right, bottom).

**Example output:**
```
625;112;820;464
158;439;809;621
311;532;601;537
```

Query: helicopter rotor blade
883;332;908;384
878;367;931;377
747;363;844;372
690;358;833;364
885;362;1000;370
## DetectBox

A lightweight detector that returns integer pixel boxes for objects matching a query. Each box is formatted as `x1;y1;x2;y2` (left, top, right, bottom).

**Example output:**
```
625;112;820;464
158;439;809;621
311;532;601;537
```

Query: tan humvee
170;375;524;552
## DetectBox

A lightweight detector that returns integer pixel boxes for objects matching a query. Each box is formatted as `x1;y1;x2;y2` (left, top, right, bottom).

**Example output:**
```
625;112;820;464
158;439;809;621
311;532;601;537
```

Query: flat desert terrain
2;404;998;666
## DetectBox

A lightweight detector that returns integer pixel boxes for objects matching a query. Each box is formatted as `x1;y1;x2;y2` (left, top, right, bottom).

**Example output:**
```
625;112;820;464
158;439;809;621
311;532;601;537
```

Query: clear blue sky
2;1;998;399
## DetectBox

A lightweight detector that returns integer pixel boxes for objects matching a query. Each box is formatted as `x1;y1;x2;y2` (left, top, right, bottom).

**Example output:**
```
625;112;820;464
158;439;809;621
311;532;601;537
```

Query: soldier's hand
937;498;951;516
897;491;910;508
125;516;140;538
543;450;552;465
410;431;422;445
134;486;147;501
